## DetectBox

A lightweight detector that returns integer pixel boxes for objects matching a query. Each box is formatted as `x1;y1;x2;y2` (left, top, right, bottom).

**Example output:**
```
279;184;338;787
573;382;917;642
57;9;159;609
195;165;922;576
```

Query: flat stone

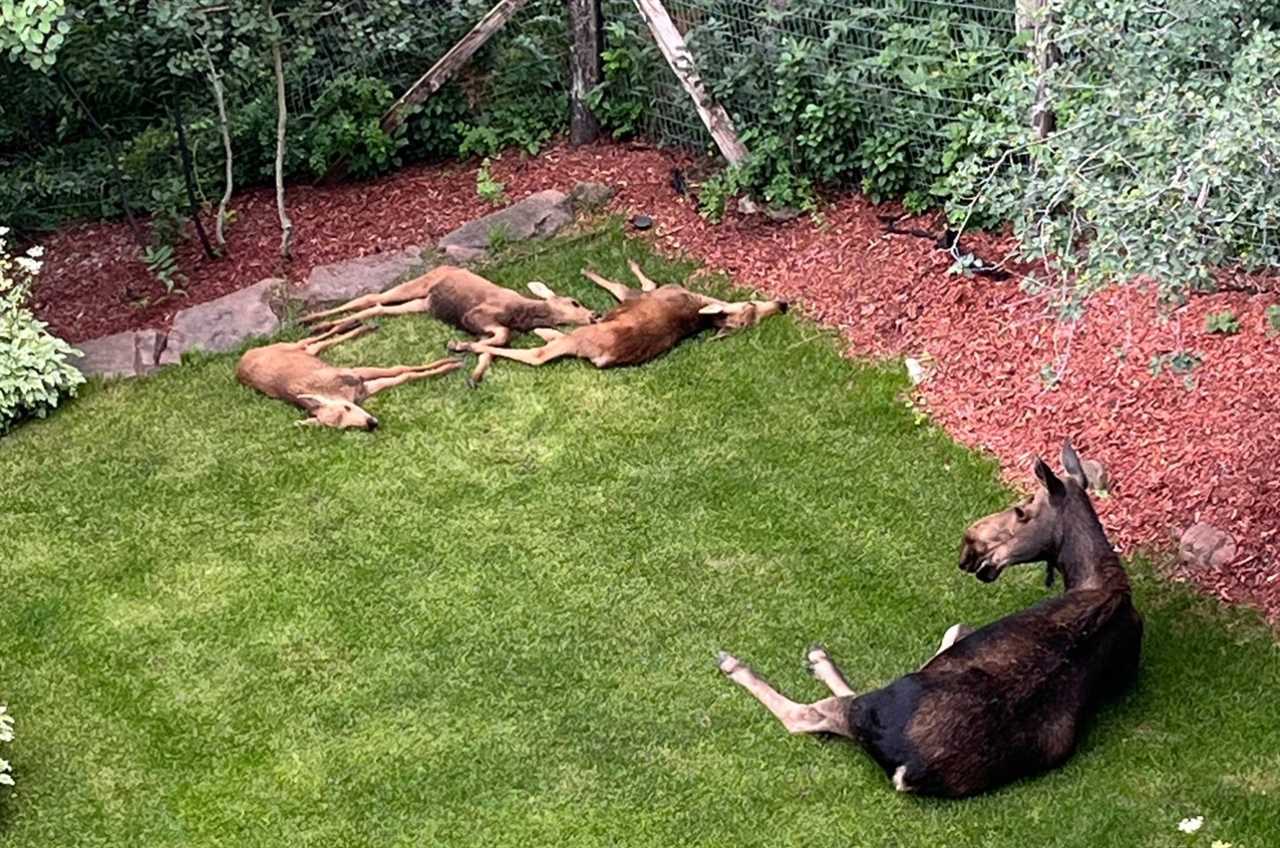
569;181;616;213
437;189;572;261
1178;522;1238;570
68;329;164;378
296;247;426;312
165;277;284;359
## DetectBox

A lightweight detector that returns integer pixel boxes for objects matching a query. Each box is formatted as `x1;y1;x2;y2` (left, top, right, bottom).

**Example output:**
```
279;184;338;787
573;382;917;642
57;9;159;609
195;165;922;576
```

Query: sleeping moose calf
448;260;789;370
236;322;461;430
717;441;1143;798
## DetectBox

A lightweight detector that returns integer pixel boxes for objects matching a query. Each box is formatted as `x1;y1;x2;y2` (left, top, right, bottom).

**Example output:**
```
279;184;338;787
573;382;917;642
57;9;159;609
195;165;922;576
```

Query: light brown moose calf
299;265;596;385
448;260;789;369
236;323;462;430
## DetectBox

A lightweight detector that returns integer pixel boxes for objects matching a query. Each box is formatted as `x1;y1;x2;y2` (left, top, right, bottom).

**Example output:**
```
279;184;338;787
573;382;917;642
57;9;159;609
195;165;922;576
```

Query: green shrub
1204;310;1240;335
0;228;83;433
303;75;406;179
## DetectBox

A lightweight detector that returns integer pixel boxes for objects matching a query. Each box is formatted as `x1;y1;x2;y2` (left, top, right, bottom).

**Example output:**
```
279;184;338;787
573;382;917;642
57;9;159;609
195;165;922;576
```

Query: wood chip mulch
30;140;1280;623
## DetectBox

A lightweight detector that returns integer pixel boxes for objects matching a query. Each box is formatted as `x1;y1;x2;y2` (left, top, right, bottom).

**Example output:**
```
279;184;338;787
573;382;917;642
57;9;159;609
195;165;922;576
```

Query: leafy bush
303;75;406;179
1204;310;1240;335
587;19;661;140
0;227;83;433
948;0;1280;304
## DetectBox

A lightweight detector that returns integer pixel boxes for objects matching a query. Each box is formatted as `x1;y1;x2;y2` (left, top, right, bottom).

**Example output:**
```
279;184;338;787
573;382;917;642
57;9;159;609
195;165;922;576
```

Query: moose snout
366;418;380;432
778;301;790;314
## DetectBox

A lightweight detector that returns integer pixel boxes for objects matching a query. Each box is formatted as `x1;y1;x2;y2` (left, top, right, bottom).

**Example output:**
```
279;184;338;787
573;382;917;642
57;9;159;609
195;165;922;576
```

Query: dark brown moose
448;260;789;369
717;441;1143;797
299;266;596;385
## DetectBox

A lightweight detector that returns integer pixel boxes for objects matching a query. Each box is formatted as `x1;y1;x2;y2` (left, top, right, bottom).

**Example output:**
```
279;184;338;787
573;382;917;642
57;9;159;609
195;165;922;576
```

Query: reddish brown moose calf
300;265;596;385
448;260;789;369
717;441;1143;798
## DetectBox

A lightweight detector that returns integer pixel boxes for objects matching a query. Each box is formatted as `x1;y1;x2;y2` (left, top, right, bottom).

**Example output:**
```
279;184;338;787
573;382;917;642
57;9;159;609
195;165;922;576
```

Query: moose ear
527;281;555;300
1060;438;1088;488
698;302;727;315
296;394;326;412
1034;457;1067;499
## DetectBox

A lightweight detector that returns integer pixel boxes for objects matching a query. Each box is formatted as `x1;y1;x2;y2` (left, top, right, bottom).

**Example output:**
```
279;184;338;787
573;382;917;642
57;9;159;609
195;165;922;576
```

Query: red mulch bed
31;140;1280;623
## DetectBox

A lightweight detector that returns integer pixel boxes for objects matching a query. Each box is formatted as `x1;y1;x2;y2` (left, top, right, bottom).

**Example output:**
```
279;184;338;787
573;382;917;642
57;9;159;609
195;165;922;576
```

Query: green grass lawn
2;223;1278;847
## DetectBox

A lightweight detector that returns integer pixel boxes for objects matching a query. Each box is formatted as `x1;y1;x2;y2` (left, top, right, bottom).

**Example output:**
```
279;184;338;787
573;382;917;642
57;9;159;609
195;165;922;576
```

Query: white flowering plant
0;225;83;433
0;703;13;788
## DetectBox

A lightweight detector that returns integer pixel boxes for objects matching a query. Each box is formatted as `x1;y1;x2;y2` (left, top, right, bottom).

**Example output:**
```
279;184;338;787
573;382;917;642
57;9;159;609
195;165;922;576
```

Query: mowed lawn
2;224;1278;847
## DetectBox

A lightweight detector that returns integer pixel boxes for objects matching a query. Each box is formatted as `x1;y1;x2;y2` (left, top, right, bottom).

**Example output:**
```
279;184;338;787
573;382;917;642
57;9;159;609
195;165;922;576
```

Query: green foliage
0;0;69;69
950;0;1280;304
674;2;1018;217
1267;303;1280;334
303;75;405;179
0;227;83;432
1204;310;1240;335
474;157;506;206
141;243;183;295
587;19;660;140
1148;349;1203;377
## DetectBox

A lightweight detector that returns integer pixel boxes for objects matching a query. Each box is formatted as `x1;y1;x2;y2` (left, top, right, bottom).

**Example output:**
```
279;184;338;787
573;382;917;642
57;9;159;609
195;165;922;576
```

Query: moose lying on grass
448;260;789;369
236;322;461;430
299;265;597;386
717;441;1143;798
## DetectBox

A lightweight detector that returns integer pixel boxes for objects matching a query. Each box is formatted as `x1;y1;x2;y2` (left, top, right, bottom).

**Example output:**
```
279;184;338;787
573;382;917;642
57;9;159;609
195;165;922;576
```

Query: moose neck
505;300;556;332
1050;495;1129;594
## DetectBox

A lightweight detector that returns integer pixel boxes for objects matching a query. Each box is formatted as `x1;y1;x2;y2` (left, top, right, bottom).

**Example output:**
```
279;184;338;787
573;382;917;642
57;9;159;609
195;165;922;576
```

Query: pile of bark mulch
30;140;1280;623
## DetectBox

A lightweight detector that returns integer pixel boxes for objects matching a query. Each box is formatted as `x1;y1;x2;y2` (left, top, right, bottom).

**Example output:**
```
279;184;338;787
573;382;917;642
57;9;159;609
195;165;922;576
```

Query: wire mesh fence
603;0;1022;157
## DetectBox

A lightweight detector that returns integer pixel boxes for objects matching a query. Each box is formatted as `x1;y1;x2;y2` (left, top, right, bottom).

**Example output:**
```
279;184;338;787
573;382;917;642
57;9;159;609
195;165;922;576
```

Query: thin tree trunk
56;68;147;249
206;49;234;249
272;38;293;260
171;100;217;260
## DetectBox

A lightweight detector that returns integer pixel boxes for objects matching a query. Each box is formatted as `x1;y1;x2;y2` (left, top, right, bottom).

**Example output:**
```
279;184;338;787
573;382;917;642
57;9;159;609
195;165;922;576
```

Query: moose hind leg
582;269;639;303
362;358;462;396
805;645;856;697
717;652;852;737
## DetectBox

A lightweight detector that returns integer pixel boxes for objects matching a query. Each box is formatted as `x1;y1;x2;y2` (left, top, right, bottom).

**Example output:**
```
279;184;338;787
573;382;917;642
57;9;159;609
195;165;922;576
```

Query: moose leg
805;645;857;697
446;327;510;387
311;298;432;331
627;259;659;292
457;336;581;368
933;624;974;658
717;652;852;737
362;358;462;396
300;279;431;323
302;323;376;355
582;270;640;303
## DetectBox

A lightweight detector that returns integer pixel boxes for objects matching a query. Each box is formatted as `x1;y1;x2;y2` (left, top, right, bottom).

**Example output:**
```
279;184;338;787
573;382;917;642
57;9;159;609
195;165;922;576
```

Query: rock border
70;186;593;379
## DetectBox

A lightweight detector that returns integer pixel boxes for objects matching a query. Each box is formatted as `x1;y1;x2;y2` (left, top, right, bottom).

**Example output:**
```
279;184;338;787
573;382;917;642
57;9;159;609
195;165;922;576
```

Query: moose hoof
716;651;742;675
446;340;470;354
804;644;830;674
465;376;480;390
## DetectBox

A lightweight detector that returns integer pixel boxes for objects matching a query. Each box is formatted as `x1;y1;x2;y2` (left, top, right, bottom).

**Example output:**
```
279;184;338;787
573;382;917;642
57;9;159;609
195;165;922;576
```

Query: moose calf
299;265;596;385
718;441;1143;798
236;323;461;430
449;260;789;369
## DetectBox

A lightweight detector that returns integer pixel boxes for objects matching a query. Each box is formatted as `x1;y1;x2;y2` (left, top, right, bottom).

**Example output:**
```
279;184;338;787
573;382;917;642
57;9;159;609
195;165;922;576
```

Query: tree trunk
1017;0;1058;139
56;69;147;250
272;38;293;260
170;100;217;260
568;0;603;145
206;49;234;249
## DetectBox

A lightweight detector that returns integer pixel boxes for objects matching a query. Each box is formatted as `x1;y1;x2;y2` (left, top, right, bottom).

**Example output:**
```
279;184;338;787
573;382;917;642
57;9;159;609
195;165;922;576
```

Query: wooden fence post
1017;0;1059;139
632;0;748;164
568;0;604;144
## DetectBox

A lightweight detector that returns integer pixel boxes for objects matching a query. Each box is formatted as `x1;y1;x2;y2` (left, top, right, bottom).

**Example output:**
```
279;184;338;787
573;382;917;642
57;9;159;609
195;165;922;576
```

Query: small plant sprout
1204;310;1240;335
1266;304;1280;335
475;158;507;207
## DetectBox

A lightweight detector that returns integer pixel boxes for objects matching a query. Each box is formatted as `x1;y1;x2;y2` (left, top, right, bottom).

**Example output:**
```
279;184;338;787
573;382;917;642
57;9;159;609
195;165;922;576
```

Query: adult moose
717;442;1143;798
448;260;789;370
